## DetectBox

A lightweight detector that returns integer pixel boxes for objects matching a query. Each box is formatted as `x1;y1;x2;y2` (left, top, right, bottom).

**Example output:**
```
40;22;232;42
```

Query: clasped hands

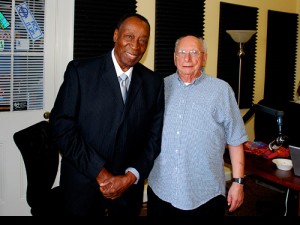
96;167;136;200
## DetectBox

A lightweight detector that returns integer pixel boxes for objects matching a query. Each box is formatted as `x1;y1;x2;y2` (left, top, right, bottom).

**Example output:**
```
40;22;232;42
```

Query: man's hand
97;170;137;200
96;167;113;185
227;182;244;212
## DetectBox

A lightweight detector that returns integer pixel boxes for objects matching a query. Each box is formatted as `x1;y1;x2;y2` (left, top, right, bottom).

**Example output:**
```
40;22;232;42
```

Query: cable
284;188;290;216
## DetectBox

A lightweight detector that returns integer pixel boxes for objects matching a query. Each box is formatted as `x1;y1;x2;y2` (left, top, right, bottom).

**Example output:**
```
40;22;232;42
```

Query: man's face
174;36;207;80
113;17;150;72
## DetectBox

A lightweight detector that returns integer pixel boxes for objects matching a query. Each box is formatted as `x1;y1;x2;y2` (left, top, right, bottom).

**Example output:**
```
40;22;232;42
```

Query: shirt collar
111;49;133;79
176;70;206;86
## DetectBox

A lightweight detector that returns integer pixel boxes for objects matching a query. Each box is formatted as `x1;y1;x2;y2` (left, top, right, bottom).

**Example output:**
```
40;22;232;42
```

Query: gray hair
174;35;207;53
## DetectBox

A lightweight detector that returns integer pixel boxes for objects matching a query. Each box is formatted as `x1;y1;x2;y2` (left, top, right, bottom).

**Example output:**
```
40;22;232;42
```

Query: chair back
13;120;62;215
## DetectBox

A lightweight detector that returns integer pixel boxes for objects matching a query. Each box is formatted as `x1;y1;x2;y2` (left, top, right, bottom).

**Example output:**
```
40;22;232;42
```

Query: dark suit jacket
49;52;164;215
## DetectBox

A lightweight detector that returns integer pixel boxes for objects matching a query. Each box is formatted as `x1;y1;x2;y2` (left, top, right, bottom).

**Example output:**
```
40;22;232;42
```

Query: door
0;0;74;215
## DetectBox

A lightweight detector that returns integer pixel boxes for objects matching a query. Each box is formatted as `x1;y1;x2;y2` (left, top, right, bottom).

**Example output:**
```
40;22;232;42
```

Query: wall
137;0;300;141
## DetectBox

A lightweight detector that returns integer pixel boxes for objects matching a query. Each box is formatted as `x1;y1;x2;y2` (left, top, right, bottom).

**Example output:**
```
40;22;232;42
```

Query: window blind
0;0;45;112
218;3;257;109
155;0;205;77
74;0;137;60
264;10;298;106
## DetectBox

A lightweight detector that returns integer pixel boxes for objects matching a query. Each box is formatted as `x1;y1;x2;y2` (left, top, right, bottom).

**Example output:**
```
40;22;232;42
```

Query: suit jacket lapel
100;54;143;118
100;53;129;126
126;67;142;108
101;54;125;106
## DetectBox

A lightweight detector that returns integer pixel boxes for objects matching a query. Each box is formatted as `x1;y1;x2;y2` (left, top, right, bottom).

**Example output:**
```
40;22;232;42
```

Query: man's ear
113;29;118;42
174;53;177;66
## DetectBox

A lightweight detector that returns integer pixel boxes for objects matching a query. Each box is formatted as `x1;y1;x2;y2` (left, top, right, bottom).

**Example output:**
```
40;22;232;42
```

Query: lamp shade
226;30;256;43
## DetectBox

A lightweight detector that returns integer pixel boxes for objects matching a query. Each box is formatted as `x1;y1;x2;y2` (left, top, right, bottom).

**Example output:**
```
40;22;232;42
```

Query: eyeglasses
176;49;204;58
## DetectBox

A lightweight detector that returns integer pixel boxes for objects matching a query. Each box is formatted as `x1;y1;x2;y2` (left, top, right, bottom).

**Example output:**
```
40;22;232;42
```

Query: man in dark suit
49;13;164;217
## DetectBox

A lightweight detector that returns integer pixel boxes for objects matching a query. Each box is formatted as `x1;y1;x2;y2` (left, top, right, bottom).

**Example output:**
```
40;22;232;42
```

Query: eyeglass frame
175;49;205;58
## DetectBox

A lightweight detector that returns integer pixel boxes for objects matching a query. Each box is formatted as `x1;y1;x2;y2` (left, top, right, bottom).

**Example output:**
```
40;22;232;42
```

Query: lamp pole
226;30;256;107
237;42;245;106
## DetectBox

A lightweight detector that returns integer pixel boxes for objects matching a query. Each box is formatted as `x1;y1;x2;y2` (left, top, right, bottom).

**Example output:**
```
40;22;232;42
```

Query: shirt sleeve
125;167;139;184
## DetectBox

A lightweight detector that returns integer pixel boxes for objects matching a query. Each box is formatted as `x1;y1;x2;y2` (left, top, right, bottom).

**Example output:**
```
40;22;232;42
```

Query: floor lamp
226;30;256;106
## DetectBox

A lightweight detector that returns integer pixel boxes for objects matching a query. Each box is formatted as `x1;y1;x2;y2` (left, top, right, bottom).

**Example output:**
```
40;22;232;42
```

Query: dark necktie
119;73;128;103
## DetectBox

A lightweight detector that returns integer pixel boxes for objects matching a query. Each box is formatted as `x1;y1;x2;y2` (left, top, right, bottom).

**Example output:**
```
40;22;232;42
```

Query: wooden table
224;150;300;215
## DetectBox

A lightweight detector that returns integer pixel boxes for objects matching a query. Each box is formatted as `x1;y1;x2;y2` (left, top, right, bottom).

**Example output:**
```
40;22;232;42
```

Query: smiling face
113;16;150;72
174;35;207;83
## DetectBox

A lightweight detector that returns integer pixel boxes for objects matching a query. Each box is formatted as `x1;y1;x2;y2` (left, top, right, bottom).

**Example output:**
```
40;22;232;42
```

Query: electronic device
243;101;287;151
289;145;300;176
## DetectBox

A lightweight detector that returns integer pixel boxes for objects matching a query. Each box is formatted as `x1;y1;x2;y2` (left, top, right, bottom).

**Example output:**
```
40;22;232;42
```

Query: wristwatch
232;177;246;185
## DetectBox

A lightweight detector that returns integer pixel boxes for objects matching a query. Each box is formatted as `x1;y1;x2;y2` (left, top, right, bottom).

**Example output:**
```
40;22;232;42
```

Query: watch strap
232;177;246;185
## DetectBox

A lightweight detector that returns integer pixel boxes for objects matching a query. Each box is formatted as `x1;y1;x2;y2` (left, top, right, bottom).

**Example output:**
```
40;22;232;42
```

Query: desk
224;150;300;215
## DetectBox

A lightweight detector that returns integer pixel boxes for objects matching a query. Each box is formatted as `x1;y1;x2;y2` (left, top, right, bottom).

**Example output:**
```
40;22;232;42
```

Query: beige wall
137;0;300;141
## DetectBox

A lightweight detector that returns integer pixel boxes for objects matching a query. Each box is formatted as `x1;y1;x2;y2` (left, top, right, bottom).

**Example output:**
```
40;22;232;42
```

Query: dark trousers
64;194;143;217
147;186;226;221
62;183;143;218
